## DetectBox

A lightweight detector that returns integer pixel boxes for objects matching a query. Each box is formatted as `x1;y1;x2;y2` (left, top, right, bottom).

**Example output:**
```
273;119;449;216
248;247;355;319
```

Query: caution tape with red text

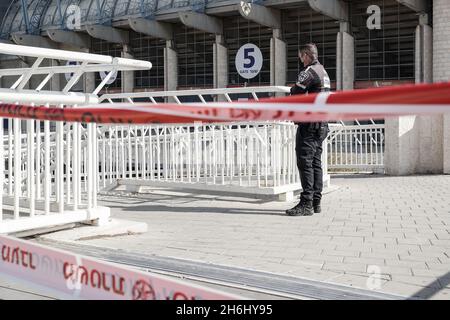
1;82;450;124
0;235;243;300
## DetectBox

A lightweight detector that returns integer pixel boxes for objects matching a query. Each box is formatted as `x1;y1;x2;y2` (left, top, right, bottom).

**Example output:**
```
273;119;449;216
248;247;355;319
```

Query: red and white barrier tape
0;235;243;300
0;82;449;124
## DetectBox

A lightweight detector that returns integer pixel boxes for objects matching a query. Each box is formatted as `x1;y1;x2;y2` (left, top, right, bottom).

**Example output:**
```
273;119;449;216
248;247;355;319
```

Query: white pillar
433;0;450;174
164;40;178;92
385;12;445;175
213;34;228;89
270;28;286;87
336;22;354;91
122;44;134;93
415;14;442;173
385;116;419;175
415;15;433;84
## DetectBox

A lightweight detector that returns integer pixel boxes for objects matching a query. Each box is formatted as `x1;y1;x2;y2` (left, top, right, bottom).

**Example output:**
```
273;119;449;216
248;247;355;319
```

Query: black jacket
290;60;331;95
290;60;331;128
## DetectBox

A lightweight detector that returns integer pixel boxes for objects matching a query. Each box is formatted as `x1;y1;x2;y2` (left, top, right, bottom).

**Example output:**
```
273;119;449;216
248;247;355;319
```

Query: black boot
286;199;314;216
313;199;321;214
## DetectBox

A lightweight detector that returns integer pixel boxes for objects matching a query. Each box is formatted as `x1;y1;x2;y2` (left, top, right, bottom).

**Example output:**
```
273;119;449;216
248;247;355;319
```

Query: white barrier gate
327;123;385;171
97;87;330;201
0;42;152;234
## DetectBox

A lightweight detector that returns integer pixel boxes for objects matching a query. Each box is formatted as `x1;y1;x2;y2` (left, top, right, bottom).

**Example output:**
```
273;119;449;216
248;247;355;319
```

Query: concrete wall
385;116;419;175
213;35;228;89
386;0;450;175
415;24;433;83
336;30;354;91
164;41;178;92
121;45;134;94
270;30;286;87
433;0;450;174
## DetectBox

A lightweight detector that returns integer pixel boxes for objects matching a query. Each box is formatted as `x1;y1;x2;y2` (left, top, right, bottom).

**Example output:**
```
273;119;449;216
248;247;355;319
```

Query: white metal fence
99;88;385;176
99;86;292;104
327;123;385;171
0;120;103;232
96;121;329;200
0;42;151;234
97;87;329;200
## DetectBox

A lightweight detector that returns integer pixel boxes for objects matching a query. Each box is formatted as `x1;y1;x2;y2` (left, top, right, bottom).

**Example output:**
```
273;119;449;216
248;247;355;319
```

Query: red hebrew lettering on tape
1;245;36;270
91;269;102;289
112;276;125;296
63;262;126;296
1;235;241;300
230;108;261;120
272;110;295;119
1;245;10;261
11;247;20;264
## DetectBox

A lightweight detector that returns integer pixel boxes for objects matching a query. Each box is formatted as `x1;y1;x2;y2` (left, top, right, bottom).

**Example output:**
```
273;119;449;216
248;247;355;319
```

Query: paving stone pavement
51;174;450;299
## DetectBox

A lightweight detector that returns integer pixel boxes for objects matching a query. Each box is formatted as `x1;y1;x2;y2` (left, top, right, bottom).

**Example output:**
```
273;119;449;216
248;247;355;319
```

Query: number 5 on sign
235;43;263;79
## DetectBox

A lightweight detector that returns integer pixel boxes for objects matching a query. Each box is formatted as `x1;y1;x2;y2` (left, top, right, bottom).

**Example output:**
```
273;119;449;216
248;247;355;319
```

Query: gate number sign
235;43;263;79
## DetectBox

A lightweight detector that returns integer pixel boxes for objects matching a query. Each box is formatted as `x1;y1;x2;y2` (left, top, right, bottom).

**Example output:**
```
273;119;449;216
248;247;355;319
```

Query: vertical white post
44;116;50;215
93;123;97;207
13;119;20;219
8;119;12;196
0;117;3;222
194;122;200;182
157;126;161;180
57;120;64;214
109;127;113;182
73;123;79;210
134;126;138;178
66;123;71;204
36;120;41;200
229;126;234;184
178;127;182;181
87;123;93;209
149;126;153;180
156;127;160;180
27;120;35;217
238;126;242;186
203;125;207;183
264;125;268;187
163;126;168;180
142;126;146;179
212;126;216;185
171;126;175;181
121;126;125;178
102;128;106;187
128;126;132;178
221;126;225;185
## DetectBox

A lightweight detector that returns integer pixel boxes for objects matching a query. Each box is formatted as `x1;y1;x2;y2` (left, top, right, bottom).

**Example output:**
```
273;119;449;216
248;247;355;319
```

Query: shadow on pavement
411;272;450;300
106;203;287;216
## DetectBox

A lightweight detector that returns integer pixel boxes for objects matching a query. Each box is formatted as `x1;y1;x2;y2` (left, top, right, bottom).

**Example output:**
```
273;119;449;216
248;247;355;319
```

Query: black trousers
295;123;329;202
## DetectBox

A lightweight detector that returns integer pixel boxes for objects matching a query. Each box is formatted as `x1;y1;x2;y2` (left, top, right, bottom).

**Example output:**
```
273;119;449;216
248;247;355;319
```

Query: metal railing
99;86;292;104
97;87;329;200
99;87;385;174
0;42;151;234
96;121;330;199
327;123;385;171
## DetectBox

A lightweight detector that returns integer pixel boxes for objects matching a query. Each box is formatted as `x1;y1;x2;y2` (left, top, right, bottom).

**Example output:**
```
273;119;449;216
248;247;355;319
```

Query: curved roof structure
0;0;230;39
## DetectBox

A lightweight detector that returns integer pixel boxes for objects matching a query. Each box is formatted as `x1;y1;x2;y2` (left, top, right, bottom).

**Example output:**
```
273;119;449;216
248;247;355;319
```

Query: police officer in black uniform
286;43;330;216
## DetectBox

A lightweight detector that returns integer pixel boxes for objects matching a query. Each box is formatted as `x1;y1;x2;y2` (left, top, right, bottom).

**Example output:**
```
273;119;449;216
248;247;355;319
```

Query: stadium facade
0;0;449;175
